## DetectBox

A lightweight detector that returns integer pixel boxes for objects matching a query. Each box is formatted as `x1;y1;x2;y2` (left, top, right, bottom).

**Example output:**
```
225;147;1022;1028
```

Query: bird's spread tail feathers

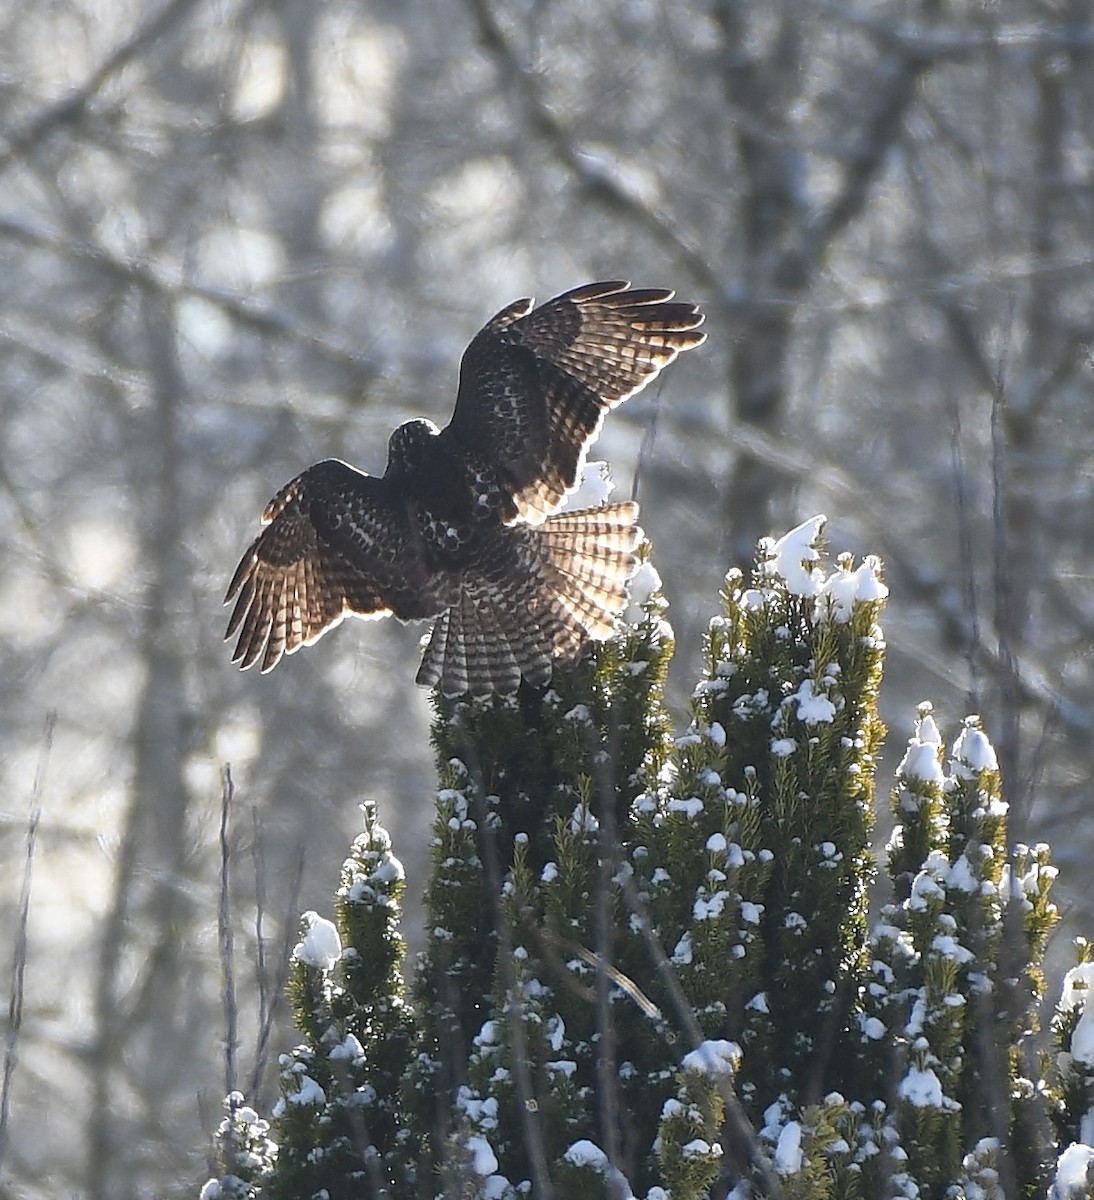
416;502;640;697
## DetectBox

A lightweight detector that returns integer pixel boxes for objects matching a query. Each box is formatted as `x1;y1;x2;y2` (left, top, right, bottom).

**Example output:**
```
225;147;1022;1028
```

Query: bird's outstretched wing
224;458;426;673
443;281;706;524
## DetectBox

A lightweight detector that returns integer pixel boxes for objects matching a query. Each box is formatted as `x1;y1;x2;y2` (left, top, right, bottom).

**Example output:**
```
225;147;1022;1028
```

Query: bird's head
386;418;440;476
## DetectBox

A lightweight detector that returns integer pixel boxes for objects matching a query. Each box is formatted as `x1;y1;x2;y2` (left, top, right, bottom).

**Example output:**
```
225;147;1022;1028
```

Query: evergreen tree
201;516;1087;1200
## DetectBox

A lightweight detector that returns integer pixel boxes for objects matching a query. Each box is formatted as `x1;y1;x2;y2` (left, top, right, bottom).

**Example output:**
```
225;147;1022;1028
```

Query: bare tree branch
0;713;53;1178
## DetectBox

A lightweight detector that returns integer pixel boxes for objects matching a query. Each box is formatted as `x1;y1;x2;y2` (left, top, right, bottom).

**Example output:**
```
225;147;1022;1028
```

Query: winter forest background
2;0;1093;1196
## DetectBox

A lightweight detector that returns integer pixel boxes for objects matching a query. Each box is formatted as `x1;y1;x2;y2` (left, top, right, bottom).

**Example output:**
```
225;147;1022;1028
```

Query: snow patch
762;515;826;596
1060;964;1094;1065
947;854;980;894
682;1039;741;1077
932;934;973;965
774;1122;803;1173
284;1073;326;1107
564;1139;608;1169
624;560;663;623
329;1033;364;1062
546;1015;565;1053
1053;1143;1094;1199
1060;963;1094;1013
682;1138;721;1159
669;796;705;819
672;933;693;965
818;555;889;621
898;1065;944;1108
466;1134;498;1176
897;739;944;785
915;704;942;745
908;863;946;910
693;892;728;921
293;912;342;971
952;720;999;774
741;588;773;611
569;803;599;834
793;679;837;725
565;460;615;510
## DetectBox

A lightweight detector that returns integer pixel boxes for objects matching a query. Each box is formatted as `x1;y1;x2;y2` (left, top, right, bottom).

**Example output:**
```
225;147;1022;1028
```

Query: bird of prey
224;281;705;697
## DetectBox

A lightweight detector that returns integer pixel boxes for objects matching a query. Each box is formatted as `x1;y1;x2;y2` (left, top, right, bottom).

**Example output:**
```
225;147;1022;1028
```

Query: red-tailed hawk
225;281;705;696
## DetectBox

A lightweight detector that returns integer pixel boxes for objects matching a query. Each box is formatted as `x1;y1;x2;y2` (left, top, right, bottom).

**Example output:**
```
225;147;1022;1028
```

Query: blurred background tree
1;0;1092;1196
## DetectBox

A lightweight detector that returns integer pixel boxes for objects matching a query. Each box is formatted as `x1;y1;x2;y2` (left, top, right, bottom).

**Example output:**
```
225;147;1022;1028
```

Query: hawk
225;281;706;697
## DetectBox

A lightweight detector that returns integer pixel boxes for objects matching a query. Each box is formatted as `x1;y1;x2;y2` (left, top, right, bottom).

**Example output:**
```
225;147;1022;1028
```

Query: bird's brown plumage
225;281;705;695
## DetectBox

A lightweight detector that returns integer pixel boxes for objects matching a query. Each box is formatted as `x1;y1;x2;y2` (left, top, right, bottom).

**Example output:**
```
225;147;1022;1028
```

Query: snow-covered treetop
292;911;342;971
744;513;889;620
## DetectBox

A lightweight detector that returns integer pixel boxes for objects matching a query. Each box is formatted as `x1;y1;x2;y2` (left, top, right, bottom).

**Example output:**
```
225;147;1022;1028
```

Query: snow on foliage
897;738;945;785
1053;1143;1094;1199
792;678;836;724
277;1073;326;1109
818;553;889;620
465;1134;499;1176
200;1091;278;1199
774;1121;803;1173
328;1032;364;1062
898;1065;945;1108
952;718;1000;775
292;911;342;970
343;802;406;902
745;520;890;659
1060;963;1094;1065
562;459;615;511
682;1138;719;1159
562;1140;639;1197
564;1139;610;1170
624;560;664;624
761;515;827;596
681;1039;742;1078
894;701;947;787
1059;963;1094;1015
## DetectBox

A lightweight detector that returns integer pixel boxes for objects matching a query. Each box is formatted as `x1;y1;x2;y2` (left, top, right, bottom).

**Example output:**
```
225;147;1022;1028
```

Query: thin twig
219;766;238;1099
631;382;665;507
990;300;1022;805
248;846;306;1100
250;807;270;1062
949;391;981;708
536;931;662;1022
0;711;54;1177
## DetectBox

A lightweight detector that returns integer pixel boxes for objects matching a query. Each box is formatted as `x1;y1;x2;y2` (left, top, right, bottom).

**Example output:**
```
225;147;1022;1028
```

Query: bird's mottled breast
383;420;480;563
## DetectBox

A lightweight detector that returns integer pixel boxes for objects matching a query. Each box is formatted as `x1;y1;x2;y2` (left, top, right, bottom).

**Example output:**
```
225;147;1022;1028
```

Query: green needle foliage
202;521;1087;1200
